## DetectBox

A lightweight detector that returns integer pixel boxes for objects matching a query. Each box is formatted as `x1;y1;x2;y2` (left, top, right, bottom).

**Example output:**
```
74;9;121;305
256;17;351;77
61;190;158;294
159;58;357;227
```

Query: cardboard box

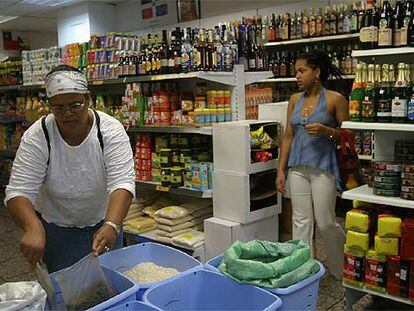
204;216;279;261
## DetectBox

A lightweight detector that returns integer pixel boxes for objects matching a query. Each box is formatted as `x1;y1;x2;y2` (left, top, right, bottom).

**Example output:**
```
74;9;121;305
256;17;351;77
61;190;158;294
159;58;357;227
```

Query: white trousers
288;165;346;280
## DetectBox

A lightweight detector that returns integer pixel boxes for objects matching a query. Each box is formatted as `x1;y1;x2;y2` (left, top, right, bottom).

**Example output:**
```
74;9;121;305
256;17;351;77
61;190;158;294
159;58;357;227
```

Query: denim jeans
38;213;123;273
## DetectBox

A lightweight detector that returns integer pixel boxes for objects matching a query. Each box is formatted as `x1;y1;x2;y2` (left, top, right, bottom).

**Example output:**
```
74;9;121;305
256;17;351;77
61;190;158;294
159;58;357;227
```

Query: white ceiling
0;0;125;32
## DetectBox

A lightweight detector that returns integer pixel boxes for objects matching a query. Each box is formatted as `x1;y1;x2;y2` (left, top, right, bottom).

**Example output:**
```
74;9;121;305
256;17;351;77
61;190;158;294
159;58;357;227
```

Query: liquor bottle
323;7;331;36
378;0;393;48
349;64;365;121
237;24;248;70
213;26;224;71
198;29;208;71
344;47;353;75
302;9;310;39
392;63;409;123
191;28;200;72
269;13;276;42
160;30;169;74
138;37;147;75
279;51;288;77
268;51;276;77
362;64;377;122
393;0;405;47
359;0;378;49
351;3;359;33
401;0;413;46
330;4;338;35
408;6;414;46
283;13;291;40
223;26;232;72
174;27;182;73
316;8;323;36
145;34;153;75
254;31;264;71
168;31;175;74
181;27;192;73
408;64;414;122
358;1;366;32
247;26;256;71
289;51;296;77
262;16;269;44
337;4;345;34
151;34;160;75
296;11;303;39
343;4;352;34
309;8;317;37
207;29;215;71
230;24;239;67
378;64;392;123
275;15;281;42
290;13;297;40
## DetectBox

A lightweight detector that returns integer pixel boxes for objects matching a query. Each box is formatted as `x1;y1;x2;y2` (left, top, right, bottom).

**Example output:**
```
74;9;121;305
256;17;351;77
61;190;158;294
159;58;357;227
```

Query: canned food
403;164;414;173
373;170;401;177
373;188;400;197
372;162;401;172
374;182;400;190
401;192;414;200
402;179;414;187
402;172;414;179
374;176;401;184
402;186;414;193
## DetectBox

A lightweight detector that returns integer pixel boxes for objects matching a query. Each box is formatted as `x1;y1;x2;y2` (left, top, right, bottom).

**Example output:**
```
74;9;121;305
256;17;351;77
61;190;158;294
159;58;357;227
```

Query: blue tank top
287;87;342;190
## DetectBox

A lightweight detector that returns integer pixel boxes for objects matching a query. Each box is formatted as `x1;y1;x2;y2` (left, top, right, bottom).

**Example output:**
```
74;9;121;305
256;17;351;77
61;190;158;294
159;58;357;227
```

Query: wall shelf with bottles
352;47;414;64
264;33;359;47
263;75;355;83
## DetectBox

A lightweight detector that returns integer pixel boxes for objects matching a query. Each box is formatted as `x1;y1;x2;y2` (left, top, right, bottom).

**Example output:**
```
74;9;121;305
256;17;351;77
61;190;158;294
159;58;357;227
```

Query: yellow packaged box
346;230;370;252
378;216;402;238
345;209;370;233
374;235;399;256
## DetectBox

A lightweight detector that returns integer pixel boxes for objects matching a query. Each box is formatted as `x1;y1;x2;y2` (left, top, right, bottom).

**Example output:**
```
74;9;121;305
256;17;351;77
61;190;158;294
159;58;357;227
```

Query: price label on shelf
92;80;104;85
156;185;170;192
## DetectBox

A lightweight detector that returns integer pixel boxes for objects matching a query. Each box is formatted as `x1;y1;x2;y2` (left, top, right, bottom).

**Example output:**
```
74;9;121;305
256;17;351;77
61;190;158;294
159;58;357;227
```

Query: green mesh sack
218;240;320;288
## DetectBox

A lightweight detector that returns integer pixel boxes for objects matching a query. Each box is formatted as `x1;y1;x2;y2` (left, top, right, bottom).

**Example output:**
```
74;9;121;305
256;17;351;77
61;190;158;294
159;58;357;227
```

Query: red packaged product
139;148;152;160
141;159;150;171
409;261;414;300
402;218;414;244
401;242;414;260
387;256;401;297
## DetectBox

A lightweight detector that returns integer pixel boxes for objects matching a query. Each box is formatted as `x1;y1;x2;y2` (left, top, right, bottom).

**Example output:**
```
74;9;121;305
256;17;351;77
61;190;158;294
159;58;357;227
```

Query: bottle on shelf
330;4;338;35
393;0;405;47
392;63;409;123
279;51;288;77
323;6;331;36
401;0;414;46
174;27;182;73
151;35;160;75
283;13;291;40
247;25;256;71
309;7;317;37
408;6;414;46
191;28;200;72
237;24;248;70
290;12;297;40
343;4;352;34
181;27;192;73
160;30;169;74
213;26;224;71
378;0;393;48
145;34;153;75
358;1;366;35
362;64;377;122
351;2;359;33
349;63;365;121
302;9;310;39
337;4;345;34
168;30;175;74
316;8;323;37
359;0;378;49
377;64;392;123
296;11;303;39
408;65;414;123
269;13;276;42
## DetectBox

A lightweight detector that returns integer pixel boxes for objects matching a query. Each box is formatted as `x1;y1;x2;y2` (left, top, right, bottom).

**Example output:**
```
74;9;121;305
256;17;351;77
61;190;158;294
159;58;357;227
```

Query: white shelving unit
263;75;355;83
136;180;212;199
341;119;414;309
264;33;359;47
352;47;414;63
127;126;212;135
358;155;372;161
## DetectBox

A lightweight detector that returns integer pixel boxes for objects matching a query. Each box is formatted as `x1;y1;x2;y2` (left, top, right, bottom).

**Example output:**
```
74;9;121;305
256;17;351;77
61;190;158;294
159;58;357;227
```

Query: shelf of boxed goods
89;70;273;87
127;125;212;135
264;33;360;47
352;47;414;64
342;121;414;132
343;282;414;307
136;180;212;199
263;75;355;83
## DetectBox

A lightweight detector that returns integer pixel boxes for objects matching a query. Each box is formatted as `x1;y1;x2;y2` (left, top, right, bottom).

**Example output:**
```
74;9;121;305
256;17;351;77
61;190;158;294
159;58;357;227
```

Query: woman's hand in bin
276;171;286;193
20;220;45;268
92;224;117;256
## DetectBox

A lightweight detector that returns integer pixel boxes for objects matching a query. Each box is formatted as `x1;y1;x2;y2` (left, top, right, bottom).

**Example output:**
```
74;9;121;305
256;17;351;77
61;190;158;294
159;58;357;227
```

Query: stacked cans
401;164;414;200
395;140;414;164
372;162;401;197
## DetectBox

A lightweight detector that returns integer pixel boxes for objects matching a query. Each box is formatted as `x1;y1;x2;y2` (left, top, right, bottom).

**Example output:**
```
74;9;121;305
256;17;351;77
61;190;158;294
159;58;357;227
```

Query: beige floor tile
0;243;20;264
0;259;32;281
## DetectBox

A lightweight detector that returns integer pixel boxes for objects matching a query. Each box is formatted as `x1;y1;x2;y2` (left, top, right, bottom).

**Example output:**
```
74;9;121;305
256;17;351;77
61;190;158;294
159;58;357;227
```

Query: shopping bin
205;254;325;311
108;300;161;310
142;269;282;311
99;242;202;299
49;266;139;311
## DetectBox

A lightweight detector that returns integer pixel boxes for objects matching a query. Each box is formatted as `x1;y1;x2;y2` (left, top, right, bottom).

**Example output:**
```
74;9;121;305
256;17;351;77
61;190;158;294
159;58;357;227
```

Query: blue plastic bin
205;254;325;311
99;242;202;299
49;266;140;311
108;301;161;310
142;269;282;311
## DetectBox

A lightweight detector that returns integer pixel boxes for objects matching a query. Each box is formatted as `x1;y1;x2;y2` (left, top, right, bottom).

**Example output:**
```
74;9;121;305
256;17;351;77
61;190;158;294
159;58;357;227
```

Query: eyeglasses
51;101;86;115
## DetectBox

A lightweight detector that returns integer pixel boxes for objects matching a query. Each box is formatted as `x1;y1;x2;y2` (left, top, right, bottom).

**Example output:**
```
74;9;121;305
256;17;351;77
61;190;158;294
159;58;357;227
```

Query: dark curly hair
297;50;343;86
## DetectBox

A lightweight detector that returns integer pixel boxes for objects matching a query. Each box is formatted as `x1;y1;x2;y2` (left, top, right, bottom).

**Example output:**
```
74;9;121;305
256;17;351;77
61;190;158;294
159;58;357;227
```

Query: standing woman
276;50;347;280
5;65;135;273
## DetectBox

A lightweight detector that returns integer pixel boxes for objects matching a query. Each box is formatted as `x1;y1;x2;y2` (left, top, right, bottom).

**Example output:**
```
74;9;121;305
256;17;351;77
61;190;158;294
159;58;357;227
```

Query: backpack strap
93;109;104;152
41;116;51;166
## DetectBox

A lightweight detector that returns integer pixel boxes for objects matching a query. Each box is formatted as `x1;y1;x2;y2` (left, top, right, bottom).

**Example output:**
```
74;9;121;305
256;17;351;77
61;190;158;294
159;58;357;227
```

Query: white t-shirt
5;110;135;228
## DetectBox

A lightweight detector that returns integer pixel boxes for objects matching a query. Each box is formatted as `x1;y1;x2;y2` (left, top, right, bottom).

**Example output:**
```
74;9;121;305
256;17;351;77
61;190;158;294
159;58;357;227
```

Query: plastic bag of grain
155;206;190;220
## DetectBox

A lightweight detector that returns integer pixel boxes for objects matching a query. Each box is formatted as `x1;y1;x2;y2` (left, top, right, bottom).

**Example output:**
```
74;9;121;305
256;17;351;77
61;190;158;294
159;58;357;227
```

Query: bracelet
328;128;336;142
104;221;120;236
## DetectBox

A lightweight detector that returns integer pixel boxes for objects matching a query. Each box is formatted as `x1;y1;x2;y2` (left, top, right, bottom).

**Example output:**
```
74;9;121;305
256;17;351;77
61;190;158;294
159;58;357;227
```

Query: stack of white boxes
205;120;282;260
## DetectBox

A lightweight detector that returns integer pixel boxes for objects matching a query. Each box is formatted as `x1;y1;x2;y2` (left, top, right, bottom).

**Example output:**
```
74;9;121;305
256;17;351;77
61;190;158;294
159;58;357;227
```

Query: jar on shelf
170;166;183;188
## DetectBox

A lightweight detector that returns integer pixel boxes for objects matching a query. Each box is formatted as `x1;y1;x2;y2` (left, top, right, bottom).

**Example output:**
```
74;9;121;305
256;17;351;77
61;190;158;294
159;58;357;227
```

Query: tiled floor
0;208;412;310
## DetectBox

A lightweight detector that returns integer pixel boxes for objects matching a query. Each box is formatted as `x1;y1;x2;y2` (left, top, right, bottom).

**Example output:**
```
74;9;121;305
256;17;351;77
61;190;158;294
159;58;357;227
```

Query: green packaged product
374;182;401;191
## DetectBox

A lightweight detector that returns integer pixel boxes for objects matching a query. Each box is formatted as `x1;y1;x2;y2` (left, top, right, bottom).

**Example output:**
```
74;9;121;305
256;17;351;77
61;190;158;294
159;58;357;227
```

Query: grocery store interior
2;0;414;310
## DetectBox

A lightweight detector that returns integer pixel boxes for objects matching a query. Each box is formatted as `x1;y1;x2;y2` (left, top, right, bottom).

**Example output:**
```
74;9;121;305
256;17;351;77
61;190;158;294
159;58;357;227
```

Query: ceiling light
0;15;18;24
21;0;74;6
